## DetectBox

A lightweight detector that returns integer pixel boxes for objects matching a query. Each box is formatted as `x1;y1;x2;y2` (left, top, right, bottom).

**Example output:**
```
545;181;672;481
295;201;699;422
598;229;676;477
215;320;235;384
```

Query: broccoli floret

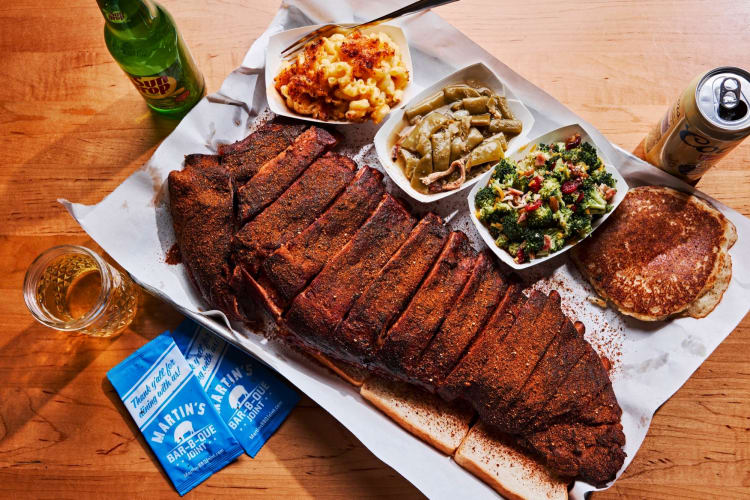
569;213;593;237
590;167;616;188
552;159;571;181
544;228;566;253
512;174;530;192
553;205;574;236
479;201;512;224
537;143;549;152
474;186;496;210
580;186;607;215
523;230;545;253
577;142;602;169
492;159;516;181
539;177;562;201
507;241;522;258
500;213;526;242
494;233;510;248
527;204;553;228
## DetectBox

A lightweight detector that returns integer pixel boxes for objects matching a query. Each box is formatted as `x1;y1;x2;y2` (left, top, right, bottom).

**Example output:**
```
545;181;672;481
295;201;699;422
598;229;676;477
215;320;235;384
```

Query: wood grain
1;0;748;498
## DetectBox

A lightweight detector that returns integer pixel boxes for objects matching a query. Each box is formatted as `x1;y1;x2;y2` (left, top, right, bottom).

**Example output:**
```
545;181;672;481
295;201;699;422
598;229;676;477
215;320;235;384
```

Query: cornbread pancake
571;186;737;321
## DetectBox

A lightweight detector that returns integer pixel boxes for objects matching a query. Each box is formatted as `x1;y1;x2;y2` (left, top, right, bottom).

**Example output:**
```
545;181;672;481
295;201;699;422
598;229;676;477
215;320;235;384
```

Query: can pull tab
718;77;747;121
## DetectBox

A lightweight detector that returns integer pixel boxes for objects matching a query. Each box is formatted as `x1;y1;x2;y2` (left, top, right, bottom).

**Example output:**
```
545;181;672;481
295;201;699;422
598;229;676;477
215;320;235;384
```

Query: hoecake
571;186;736;321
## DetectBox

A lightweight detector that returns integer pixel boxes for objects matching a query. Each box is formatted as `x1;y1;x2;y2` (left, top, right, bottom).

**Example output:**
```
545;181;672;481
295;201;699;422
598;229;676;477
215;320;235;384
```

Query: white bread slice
360;376;473;455
308;350;368;387
455;423;568;500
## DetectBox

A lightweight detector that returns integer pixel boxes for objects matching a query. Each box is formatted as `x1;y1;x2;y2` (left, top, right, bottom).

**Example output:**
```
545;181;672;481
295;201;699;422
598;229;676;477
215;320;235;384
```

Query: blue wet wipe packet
171;319;299;457
107;334;243;496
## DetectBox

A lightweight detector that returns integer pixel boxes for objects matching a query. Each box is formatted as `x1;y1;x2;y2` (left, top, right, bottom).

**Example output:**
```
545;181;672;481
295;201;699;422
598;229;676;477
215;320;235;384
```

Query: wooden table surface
2;0;749;498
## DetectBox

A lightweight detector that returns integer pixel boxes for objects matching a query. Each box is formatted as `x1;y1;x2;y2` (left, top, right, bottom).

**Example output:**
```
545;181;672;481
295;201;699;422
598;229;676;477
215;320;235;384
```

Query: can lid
696;67;750;132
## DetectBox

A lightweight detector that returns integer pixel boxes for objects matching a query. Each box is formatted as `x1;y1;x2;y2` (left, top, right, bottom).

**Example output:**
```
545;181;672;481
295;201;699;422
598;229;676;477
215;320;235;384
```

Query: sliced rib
285;194;416;353
261;166;385;308
236;126;337;223
438;285;524;402
501;319;588;433
232;152;355;275
219;121;307;182
168;158;239;318
373;232;476;379
470;291;566;427
412;251;507;388
333;213;449;364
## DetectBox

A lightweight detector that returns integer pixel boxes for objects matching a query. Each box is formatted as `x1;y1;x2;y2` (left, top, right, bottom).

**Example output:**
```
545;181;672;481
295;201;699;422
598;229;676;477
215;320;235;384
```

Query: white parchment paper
61;1;750;498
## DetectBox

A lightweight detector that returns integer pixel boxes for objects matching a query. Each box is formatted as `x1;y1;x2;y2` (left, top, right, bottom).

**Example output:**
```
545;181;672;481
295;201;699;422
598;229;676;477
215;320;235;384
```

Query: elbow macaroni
275;30;409;123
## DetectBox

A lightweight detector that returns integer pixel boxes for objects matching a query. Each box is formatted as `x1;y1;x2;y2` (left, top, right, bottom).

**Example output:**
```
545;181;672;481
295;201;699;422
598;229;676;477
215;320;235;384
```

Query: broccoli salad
474;133;617;263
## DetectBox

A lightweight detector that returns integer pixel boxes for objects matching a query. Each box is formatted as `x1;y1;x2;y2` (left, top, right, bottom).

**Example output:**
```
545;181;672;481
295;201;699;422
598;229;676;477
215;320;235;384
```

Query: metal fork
280;0;459;57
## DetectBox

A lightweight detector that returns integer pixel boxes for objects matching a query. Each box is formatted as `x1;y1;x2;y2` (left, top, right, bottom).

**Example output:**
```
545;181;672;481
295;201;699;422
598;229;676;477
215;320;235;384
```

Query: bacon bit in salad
525;199;543;212
604;186;617;201
535;153;546;166
528;176;543;193
549;195;559;212
507;187;524;196
576;191;585;203
515;247;525;263
543;234;552;251
565;133;581;150
561;180;580;194
517;211;528;223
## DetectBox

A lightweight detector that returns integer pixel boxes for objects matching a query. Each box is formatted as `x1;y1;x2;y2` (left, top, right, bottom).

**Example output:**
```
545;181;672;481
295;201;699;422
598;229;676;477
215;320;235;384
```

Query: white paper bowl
467;123;629;270
373;62;535;204
265;23;415;125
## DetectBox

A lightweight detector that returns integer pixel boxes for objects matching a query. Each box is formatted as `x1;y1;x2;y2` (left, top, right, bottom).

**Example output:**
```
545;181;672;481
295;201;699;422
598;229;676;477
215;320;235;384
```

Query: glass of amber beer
23;245;138;337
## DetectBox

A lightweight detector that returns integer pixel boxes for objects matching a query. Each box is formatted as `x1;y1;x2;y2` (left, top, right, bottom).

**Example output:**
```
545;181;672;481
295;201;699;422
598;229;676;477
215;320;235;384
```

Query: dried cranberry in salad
474;133;617;263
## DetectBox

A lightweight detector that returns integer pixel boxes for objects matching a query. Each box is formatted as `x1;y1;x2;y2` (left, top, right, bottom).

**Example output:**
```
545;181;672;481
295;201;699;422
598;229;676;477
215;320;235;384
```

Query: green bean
482;132;508;151
398;148;419;180
405;91;446;122
488;118;523;135
399;111;448;152
462;96;489;114
431;130;451;172
466;127;485;150
450;136;466;163
470;113;491;127
496;96;515;120
450;101;464;112
443;84;481;102
466;138;504;169
411;153;433;192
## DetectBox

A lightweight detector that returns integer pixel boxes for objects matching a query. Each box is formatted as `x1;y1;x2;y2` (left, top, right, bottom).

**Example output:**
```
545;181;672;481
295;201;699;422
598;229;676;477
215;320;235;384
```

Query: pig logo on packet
171;319;299;457
107;334;243;496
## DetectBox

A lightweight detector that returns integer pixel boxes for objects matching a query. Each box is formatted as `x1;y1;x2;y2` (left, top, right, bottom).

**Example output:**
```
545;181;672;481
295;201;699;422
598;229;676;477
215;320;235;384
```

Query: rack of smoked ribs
167;119;626;486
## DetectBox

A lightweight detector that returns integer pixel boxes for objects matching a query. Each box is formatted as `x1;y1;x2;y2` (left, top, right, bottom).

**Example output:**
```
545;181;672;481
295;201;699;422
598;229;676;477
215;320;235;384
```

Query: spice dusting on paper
165;243;182;265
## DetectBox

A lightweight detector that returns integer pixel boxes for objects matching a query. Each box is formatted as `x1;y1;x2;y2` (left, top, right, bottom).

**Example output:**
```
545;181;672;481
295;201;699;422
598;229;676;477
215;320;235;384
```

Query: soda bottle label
102;8;127;23
124;60;198;110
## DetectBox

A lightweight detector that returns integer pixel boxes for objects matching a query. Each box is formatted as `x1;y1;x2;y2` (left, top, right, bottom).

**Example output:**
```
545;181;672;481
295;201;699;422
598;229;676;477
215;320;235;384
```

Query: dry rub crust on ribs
236;126;338;223
170;120;627;486
232;152;356;275
285;194;416;353
373;231;476;379
168;156;241;318
261;166;385;309
334;213;450;364
219;121;307;183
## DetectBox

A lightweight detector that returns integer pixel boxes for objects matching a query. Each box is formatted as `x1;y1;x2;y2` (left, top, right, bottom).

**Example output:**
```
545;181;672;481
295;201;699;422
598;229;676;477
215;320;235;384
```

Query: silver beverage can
643;66;750;183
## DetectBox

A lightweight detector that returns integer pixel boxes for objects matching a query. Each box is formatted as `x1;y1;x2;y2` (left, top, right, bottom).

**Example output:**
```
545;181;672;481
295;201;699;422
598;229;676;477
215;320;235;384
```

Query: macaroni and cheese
275;30;409;123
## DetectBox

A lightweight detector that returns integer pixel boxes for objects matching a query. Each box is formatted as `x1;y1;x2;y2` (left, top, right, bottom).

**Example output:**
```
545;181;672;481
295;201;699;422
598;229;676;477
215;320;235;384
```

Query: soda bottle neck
97;0;159;35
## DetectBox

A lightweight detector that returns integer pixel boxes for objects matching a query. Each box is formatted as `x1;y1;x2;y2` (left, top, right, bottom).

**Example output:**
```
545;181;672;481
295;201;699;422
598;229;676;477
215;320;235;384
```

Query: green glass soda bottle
96;0;205;117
